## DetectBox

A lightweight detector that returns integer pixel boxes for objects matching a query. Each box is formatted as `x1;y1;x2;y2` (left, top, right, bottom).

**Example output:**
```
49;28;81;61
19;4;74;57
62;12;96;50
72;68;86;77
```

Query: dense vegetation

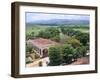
37;27;60;42
26;43;40;64
48;41;87;66
48;46;62;66
26;24;89;65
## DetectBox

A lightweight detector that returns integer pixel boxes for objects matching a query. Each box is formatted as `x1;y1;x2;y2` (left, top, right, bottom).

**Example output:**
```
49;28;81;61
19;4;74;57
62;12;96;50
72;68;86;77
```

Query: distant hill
26;19;89;26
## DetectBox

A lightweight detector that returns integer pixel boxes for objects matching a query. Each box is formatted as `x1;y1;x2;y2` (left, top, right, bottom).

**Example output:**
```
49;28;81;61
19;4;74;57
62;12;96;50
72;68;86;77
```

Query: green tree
26;32;35;40
66;37;82;48
75;33;89;46
37;27;60;39
37;30;50;38
80;46;87;57
26;43;33;54
51;35;60;42
61;28;75;36
61;44;74;64
74;46;87;58
48;46;62;66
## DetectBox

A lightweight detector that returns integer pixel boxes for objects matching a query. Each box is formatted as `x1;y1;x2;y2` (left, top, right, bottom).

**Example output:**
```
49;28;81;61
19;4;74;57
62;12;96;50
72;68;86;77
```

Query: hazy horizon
26;12;90;23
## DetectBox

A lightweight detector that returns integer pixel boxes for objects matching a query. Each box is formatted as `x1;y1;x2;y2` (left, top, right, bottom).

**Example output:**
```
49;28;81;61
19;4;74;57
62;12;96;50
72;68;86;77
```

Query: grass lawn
73;28;89;33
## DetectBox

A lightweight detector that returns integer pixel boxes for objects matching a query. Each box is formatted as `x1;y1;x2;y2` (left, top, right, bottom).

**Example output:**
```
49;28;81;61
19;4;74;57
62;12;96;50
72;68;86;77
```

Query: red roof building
27;38;58;58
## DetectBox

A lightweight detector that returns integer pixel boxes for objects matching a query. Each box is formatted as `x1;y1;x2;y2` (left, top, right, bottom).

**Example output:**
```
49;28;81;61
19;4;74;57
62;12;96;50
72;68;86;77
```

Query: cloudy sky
26;12;90;23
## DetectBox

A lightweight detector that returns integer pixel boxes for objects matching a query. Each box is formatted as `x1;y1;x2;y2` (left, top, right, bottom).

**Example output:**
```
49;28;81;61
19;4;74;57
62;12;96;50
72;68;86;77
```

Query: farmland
26;24;89;43
26;24;89;36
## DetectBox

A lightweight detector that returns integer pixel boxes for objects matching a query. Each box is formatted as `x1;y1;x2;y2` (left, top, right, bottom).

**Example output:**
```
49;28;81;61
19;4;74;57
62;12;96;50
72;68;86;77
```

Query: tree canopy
48;46;62;66
37;27;60;42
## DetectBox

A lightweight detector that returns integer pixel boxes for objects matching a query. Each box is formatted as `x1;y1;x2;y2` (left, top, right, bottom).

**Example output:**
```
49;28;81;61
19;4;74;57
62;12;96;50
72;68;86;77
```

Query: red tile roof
28;38;58;49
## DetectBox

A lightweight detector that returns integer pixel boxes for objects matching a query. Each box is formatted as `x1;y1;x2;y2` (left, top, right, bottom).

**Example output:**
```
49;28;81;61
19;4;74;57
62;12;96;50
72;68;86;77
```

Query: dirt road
26;57;49;67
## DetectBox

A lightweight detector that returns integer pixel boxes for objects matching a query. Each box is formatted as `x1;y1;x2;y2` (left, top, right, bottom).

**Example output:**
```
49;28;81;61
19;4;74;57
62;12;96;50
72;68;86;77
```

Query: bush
26;57;33;64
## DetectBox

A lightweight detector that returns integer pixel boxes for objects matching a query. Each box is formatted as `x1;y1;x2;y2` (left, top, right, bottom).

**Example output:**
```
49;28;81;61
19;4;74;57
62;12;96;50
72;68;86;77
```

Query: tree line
26;27;60;42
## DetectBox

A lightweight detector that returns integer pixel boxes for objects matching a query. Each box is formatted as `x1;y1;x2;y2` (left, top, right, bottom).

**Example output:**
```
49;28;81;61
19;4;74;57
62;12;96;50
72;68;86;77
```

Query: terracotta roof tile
28;38;58;49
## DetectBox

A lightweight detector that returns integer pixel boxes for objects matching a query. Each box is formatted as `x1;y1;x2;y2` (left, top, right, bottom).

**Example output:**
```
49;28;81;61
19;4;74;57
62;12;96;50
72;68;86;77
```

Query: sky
26;12;90;23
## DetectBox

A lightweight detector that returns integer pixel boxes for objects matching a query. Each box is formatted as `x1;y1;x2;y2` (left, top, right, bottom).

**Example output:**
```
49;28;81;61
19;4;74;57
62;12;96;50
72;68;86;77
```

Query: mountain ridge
26;19;89;26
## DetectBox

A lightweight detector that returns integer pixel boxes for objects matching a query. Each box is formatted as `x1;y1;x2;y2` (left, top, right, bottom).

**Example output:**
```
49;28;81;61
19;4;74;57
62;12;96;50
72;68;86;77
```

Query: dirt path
26;57;49;67
26;56;89;67
70;56;89;65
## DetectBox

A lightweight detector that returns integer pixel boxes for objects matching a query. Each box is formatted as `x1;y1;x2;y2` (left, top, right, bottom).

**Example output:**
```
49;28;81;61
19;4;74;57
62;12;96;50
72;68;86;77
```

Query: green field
26;25;89;36
73;28;89;33
26;25;46;36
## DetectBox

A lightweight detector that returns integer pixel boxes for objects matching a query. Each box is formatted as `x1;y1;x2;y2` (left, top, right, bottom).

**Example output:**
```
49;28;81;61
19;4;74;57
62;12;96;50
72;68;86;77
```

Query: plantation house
27;38;58;58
